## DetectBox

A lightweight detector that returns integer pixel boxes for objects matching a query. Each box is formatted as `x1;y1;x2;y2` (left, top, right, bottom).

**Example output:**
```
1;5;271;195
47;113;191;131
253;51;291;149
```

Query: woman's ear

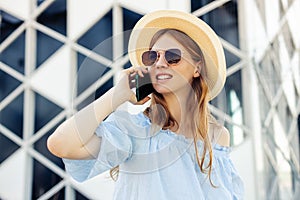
193;69;200;78
193;60;203;78
193;63;201;78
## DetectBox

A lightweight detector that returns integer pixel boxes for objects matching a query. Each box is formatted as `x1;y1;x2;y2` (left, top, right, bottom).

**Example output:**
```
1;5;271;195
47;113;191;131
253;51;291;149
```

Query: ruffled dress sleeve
62;111;132;182
205;144;244;200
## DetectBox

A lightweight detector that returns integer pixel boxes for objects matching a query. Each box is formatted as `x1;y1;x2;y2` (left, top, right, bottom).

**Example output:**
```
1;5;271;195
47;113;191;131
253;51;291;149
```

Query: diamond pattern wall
0;0;300;199
30;45;72;108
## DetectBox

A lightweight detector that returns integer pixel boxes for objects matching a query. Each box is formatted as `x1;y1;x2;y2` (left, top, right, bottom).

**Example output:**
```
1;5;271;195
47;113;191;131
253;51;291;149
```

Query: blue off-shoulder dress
63;110;244;200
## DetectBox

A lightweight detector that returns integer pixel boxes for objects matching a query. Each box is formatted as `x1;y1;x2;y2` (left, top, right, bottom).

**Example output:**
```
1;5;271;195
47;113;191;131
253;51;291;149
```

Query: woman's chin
153;84;173;94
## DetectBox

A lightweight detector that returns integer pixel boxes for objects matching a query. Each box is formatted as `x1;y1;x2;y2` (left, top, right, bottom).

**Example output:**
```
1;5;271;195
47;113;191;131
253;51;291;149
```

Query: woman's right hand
113;66;151;106
47;66;151;159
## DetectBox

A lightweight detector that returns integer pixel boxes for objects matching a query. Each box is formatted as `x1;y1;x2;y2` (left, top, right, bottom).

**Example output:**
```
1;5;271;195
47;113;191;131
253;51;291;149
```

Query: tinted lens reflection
165;49;181;64
141;49;182;66
142;51;157;66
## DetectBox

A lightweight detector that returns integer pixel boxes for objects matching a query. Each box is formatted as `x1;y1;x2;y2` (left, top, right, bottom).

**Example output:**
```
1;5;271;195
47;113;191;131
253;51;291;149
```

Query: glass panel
258;82;271;122
77;10;112;60
37;0;67;36
49;188;65;200
258;52;281;99
75;191;90;200
191;0;213;12
0;93;24;138
281;23;296;59
228;90;246;146
0;70;22;102
211;70;245;146
191;1;239;48
264;125;280;199
202;1;239;48
123;8;142;31
76;52;112;96
0;133;20;164
32;159;63;199
225;122;246;147
272;38;285;76
276;93;289;133
0;30;25;74
0;11;23;42
36;30;64;68
123;8;142;54
34;92;63;132
289;128;300;168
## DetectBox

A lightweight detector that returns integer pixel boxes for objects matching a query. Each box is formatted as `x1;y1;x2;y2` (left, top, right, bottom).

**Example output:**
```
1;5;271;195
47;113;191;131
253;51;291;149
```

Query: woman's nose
154;53;168;68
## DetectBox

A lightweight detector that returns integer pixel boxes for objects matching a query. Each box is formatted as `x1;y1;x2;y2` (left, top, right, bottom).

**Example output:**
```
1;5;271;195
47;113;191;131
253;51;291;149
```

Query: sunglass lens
142;50;157;66
165;49;181;64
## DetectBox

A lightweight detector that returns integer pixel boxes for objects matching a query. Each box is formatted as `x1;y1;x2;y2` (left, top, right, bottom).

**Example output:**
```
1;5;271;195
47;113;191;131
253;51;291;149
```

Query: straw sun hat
128;10;226;100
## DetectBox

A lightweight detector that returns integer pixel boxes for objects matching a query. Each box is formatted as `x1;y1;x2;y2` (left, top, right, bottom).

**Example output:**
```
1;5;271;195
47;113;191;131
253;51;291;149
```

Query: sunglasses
141;48;182;66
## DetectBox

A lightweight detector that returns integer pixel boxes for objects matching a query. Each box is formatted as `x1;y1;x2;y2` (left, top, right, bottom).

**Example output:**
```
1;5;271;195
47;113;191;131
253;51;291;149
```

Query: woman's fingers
126;66;149;89
129;95;151;105
116;66;151;104
128;74;136;89
125;66;148;76
136;96;151;105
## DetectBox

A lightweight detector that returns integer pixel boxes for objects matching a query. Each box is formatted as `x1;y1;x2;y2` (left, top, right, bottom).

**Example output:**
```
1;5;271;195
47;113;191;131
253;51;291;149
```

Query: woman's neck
162;89;195;136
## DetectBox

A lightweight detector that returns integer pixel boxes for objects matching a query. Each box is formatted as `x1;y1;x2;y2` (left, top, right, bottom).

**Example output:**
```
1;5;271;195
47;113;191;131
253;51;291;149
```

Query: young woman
47;10;244;199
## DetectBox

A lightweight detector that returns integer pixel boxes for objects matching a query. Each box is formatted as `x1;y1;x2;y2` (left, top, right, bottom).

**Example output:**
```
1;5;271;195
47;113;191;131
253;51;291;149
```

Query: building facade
0;0;299;199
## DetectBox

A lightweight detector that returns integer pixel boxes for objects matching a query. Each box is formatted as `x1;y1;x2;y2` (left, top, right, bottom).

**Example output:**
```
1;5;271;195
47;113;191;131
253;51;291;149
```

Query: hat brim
128;10;226;100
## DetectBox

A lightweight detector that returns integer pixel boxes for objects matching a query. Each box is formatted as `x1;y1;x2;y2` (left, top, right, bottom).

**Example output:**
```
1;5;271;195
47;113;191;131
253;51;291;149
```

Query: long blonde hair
110;29;214;185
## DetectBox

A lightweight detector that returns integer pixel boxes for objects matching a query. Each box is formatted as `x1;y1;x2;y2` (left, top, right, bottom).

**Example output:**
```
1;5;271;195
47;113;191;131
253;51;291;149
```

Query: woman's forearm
47;67;147;159
47;86;127;159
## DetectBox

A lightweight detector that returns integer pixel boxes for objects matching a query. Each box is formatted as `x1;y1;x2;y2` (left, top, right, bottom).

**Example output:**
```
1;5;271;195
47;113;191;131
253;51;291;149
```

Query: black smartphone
135;73;155;101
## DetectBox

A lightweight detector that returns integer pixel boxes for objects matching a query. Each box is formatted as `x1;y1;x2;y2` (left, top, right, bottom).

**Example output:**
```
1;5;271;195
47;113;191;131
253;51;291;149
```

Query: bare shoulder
208;123;230;147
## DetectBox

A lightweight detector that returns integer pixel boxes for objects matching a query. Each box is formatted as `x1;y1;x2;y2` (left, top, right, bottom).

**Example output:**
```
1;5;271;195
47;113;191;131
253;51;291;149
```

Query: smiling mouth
156;74;173;80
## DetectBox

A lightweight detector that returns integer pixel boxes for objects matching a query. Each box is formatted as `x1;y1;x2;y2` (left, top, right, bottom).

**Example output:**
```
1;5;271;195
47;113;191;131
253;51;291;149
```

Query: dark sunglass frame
141;48;182;66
